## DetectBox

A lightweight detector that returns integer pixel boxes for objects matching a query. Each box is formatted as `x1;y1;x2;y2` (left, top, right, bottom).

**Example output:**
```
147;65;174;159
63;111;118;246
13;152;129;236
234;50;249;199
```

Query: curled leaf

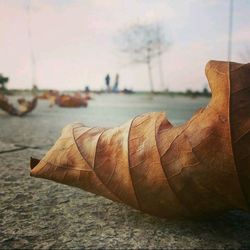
30;61;250;218
55;94;88;108
0;95;37;117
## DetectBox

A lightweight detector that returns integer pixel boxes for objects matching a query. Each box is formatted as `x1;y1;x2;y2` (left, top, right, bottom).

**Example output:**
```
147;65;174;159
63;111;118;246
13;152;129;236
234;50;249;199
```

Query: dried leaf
0;95;37;117
56;94;88;108
30;60;250;218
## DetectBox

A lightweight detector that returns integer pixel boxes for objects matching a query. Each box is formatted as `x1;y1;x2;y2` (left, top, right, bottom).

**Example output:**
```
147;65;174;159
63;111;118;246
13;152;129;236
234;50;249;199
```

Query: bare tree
155;25;170;90
0;74;9;91
119;23;170;93
26;0;37;87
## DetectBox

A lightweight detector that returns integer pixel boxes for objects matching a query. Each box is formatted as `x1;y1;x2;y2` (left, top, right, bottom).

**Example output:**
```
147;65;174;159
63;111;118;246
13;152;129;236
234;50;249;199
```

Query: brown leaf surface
30;60;250;218
56;94;88;107
0;95;37;117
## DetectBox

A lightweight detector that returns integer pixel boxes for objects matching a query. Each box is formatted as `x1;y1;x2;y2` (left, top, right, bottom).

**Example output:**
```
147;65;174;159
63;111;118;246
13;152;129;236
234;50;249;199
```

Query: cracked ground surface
1;94;250;249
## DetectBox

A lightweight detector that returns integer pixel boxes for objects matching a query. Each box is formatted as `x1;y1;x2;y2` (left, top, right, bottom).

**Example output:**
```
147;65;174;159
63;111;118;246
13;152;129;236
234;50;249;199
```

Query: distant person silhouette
113;73;119;93
85;85;90;93
105;74;111;92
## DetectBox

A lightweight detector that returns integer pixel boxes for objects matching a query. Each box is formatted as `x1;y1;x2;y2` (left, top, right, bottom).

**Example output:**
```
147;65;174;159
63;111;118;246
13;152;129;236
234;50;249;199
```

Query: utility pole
27;0;37;87
228;0;234;61
156;25;165;91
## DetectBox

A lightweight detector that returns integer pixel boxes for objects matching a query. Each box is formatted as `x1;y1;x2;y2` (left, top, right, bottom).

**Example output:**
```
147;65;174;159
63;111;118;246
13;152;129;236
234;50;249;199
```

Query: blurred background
1;0;249;93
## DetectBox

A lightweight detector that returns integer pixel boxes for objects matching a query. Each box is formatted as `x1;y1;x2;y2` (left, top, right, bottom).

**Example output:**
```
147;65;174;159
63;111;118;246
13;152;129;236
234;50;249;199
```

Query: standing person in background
113;73;119;93
105;74;111;93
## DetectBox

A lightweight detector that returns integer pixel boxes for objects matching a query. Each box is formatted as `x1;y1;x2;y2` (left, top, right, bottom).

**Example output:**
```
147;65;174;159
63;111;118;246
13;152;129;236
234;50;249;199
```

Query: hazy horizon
1;0;250;92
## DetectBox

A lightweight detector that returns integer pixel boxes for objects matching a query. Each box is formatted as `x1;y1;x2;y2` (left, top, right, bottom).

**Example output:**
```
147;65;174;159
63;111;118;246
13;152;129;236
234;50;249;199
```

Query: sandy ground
1;95;250;249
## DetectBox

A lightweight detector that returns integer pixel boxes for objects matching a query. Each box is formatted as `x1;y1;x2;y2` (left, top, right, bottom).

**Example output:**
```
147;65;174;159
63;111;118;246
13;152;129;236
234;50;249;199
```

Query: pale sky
0;0;250;91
